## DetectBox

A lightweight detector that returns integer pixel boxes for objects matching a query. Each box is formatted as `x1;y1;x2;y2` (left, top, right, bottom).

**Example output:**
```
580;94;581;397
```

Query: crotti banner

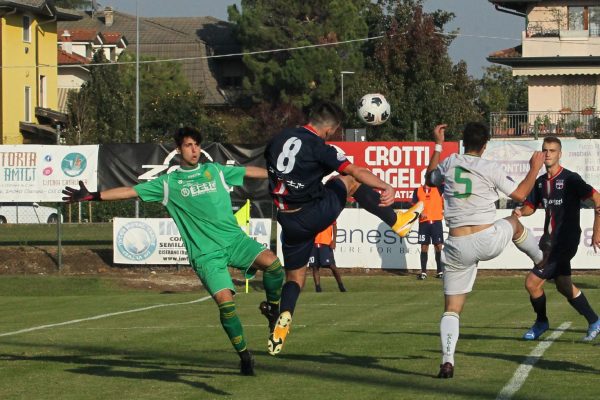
113;217;272;264
0;145;99;202
277;209;600;269
328;142;459;202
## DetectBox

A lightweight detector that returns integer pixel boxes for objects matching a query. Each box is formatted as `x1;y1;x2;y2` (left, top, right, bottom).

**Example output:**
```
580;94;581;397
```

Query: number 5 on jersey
453;166;472;199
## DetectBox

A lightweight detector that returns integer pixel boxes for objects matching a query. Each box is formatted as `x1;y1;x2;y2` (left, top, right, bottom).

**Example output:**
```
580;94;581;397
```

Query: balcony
490;110;600;138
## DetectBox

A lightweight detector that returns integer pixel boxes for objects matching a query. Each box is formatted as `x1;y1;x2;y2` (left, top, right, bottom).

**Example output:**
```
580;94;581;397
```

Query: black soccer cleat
259;301;279;332
239;352;255;376
437;362;454;379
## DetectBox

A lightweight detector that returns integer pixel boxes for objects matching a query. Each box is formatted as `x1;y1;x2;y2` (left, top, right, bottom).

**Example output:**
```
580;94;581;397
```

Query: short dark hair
173;127;202;147
543;136;562;149
462;122;490;153
308;101;344;127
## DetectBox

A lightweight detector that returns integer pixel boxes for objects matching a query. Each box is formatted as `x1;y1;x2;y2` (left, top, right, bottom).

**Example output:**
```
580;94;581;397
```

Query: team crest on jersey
204;170;212;180
556;179;564;190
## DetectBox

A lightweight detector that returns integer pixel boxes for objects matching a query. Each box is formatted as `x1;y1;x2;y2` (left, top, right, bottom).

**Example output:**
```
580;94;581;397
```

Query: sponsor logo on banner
116;221;157;261
113;218;272;264
61;153;87;177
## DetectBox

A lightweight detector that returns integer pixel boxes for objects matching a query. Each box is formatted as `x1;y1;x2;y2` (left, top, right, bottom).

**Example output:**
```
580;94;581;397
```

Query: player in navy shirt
515;136;600;342
263;101;424;355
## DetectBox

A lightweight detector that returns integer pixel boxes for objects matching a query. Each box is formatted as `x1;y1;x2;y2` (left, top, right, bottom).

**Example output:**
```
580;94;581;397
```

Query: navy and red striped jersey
265;124;350;210
525;167;596;246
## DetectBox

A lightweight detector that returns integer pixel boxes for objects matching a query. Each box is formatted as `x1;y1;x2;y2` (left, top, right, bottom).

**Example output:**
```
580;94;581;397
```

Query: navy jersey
265;125;351;209
525;167;595;246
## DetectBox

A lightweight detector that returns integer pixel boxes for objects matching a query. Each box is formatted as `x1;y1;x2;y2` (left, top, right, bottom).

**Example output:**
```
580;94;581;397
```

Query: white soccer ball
357;93;391;126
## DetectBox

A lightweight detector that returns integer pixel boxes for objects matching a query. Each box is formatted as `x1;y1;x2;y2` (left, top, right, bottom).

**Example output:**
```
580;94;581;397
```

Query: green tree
477;65;528;120
66;52;217;144
66;52;131;144
344;0;480;141
229;0;371;135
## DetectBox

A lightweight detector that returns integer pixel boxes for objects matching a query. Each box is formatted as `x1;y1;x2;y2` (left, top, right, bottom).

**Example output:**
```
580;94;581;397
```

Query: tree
477;65;528;120
229;0;371;136
344;0;480;141
66;52;215;144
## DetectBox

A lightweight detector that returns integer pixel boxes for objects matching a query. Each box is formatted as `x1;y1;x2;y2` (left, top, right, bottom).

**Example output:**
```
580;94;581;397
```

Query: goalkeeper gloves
62;181;101;203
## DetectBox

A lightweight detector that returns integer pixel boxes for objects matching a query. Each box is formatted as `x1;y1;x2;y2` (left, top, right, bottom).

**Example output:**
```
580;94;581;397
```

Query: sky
104;0;525;78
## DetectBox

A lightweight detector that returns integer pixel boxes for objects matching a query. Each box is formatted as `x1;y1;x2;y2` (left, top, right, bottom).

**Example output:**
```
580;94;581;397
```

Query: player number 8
276;137;302;174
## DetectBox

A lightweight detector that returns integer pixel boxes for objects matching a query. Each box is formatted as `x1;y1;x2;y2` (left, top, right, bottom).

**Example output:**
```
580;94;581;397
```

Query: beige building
488;1;600;113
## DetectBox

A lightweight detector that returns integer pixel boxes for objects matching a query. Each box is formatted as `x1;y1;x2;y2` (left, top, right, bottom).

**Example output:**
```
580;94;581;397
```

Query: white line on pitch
496;321;571;400
0;296;212;338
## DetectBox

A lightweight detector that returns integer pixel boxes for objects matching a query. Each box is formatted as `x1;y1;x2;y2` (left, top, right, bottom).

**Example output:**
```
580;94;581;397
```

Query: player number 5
453;167;472;198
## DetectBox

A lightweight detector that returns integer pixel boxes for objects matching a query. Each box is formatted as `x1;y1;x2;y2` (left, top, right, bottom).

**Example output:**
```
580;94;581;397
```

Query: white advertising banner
113;217;272;265
0;145;99;202
277;209;600;270
484;139;600;193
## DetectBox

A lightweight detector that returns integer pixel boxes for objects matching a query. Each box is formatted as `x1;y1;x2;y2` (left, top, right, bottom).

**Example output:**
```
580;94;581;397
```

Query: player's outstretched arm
62;181;137;203
509;151;545;202
426;124;447;174
244;166;268;179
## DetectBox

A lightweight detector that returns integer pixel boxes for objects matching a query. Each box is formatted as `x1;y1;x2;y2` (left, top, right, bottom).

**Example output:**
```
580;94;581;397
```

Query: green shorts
192;234;266;296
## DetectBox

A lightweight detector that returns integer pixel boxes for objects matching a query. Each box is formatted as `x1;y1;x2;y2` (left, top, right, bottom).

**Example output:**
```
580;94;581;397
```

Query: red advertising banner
328;142;459;202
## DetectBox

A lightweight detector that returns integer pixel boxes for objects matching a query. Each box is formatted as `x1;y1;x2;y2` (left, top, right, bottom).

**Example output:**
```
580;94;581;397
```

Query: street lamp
340;71;355;107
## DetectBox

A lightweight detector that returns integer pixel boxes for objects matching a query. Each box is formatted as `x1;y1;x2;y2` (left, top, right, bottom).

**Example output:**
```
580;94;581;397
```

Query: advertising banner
99;143;272;217
328;142;459;201
485;139;600;194
113;217;272;265
0;145;98;202
277;209;599;270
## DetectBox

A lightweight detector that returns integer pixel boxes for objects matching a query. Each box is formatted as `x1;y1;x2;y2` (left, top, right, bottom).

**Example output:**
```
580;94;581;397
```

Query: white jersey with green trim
437;153;518;228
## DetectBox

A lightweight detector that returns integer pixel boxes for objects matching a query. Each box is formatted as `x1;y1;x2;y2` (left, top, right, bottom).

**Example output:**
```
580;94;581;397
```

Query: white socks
440;312;460;365
513;228;543;264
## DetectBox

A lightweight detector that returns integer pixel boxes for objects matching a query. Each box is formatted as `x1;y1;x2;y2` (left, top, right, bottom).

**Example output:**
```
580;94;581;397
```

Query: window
39;76;46;108
590;7;600;36
22;15;31;42
568;6;600;35
24;86;31;122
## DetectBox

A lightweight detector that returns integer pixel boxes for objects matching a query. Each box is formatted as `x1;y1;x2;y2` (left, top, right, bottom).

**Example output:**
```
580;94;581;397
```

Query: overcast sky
104;0;524;78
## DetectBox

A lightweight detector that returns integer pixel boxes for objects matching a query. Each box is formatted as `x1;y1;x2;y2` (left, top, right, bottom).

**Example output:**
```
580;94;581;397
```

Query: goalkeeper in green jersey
62;127;284;376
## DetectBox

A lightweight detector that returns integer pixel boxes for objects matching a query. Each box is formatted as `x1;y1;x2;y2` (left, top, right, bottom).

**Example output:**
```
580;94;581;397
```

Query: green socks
218;301;247;352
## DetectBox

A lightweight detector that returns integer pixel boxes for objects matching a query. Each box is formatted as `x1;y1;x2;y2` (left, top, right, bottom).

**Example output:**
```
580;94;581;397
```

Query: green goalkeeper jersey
134;163;246;260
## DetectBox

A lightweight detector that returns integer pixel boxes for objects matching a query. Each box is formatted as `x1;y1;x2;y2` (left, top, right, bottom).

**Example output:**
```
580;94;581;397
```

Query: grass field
0;274;599;400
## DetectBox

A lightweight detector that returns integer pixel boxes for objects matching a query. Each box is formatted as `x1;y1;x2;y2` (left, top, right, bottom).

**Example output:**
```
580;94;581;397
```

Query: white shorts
442;219;513;295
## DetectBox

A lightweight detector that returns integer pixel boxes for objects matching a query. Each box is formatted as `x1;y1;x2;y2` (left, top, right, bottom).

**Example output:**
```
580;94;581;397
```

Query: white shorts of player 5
442;219;513;295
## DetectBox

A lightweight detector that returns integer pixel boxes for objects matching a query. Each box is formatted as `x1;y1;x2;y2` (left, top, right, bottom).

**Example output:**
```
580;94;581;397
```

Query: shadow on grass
463;350;600;375
0;341;510;399
1;352;233;396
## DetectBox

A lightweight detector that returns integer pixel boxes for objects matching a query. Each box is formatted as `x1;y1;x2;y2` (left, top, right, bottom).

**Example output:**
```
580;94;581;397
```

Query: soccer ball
357;93;391;126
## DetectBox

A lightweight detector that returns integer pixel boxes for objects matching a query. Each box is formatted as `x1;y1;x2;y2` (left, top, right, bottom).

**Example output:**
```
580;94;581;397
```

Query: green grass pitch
0;274;598;399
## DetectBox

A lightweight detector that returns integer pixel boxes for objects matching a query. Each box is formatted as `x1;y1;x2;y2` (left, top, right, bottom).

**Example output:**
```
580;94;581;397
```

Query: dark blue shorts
418;220;444;245
308;244;336;268
532;243;577;280
277;179;346;269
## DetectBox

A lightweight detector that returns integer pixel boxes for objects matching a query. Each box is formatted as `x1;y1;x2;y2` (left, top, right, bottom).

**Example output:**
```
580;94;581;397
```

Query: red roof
100;31;123;45
58;49;90;65
59;28;97;42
